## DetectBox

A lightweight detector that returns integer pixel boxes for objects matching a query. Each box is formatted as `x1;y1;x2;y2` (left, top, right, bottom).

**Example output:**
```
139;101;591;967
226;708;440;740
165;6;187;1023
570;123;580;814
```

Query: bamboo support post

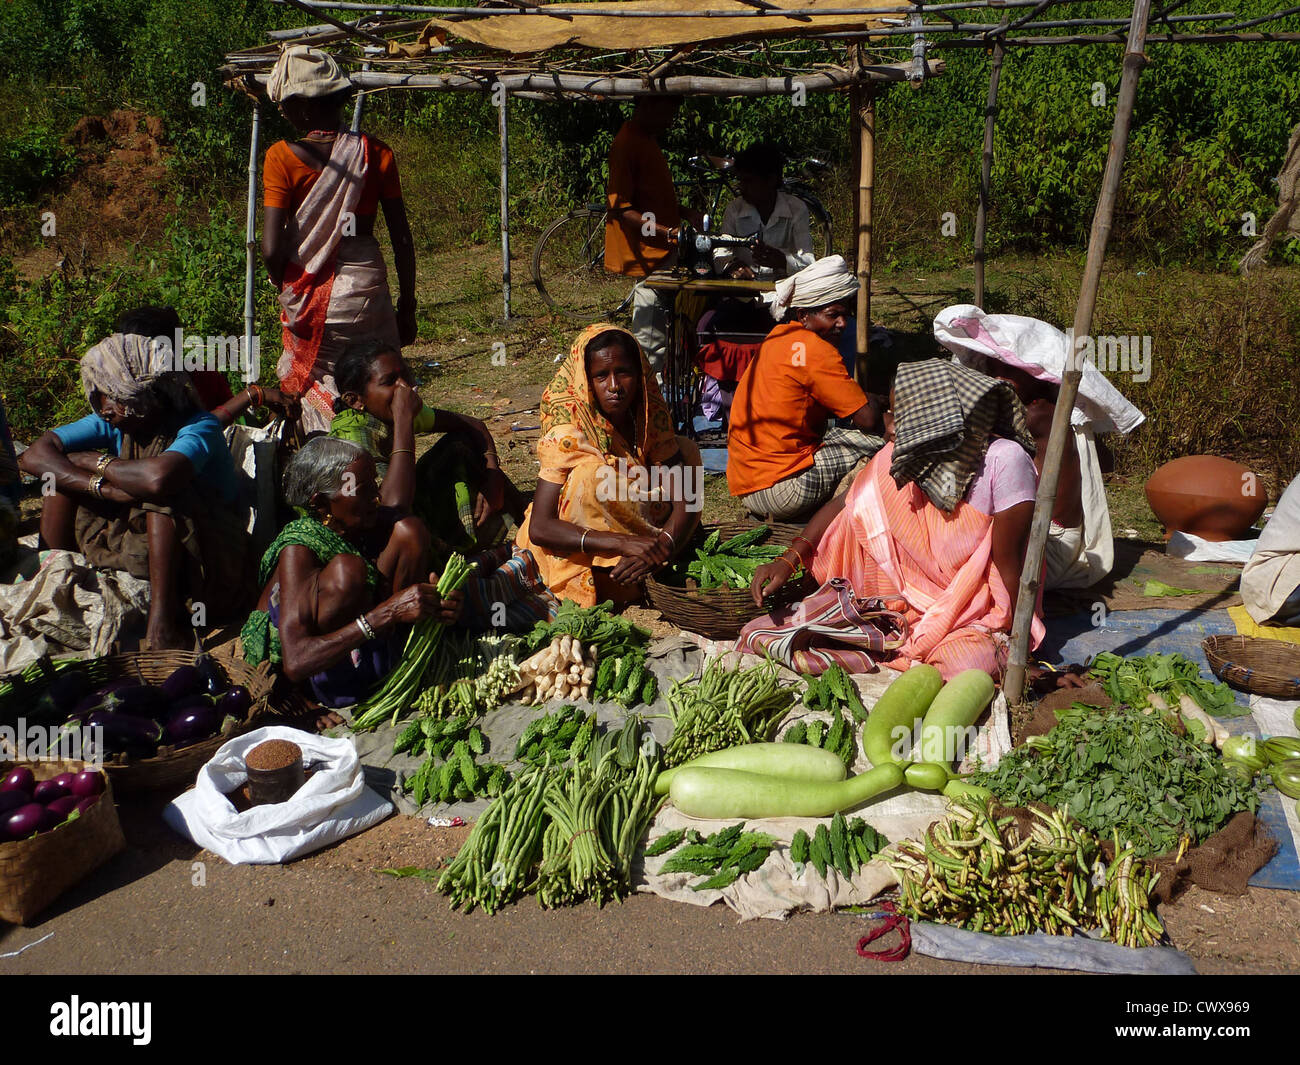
242;103;262;383
854;84;877;388
973;31;1006;309
1003;0;1154;705
498;82;512;321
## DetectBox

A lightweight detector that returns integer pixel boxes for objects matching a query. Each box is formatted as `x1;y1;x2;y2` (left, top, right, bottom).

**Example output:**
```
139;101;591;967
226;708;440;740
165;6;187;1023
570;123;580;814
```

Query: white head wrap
933;304;1144;436
80;333;196;417
766;254;859;321
266;45;351;104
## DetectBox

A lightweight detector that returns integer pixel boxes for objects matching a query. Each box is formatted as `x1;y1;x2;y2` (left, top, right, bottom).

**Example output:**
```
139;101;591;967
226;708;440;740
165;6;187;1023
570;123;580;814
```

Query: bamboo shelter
223;0;1300;703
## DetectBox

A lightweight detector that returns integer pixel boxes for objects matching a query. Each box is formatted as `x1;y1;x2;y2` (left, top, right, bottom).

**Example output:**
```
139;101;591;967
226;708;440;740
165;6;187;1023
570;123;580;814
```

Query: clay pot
1144;455;1267;541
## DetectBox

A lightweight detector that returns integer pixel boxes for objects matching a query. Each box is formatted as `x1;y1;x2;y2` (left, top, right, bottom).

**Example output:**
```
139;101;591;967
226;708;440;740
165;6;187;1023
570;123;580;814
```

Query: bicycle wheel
531;206;633;321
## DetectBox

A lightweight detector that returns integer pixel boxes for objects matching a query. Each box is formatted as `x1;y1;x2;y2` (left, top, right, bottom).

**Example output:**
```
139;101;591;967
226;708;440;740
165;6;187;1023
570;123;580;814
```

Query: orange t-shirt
726;322;868;496
262;136;401;216
604;119;680;277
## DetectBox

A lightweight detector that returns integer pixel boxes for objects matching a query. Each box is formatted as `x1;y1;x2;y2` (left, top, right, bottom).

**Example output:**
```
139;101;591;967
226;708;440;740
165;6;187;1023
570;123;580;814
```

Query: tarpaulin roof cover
397;0;899;57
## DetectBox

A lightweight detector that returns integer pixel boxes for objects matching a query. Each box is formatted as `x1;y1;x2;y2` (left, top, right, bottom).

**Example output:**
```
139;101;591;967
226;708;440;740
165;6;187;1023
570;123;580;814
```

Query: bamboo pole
243;103;262;385
351;62;371;130
973;33;1005;309
1003;0;1154;705
271;0;1121;18
854;84;877;389
498;82;512;322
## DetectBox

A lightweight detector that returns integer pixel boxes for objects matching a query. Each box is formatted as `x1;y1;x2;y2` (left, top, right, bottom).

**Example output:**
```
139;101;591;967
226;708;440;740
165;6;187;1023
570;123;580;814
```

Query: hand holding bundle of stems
350;553;477;732
888;799;1164;947
664;657;795;768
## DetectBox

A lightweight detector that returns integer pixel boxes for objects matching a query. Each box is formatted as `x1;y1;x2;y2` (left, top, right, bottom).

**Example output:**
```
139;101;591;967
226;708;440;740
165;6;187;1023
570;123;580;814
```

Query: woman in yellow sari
515;324;703;607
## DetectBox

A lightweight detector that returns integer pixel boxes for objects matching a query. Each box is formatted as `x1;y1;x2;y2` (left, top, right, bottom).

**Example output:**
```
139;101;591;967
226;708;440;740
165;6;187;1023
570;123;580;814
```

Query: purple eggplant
216;686;252;720
0;790;31;815
34;668;90;722
102;684;168;719
75;795;100;815
33;778;70;804
1;767;35;794
45;795;79;820
163;705;221;747
85;710;163;757
194;654;227;697
160;665;202;701
4;803;54;841
70;769;106;798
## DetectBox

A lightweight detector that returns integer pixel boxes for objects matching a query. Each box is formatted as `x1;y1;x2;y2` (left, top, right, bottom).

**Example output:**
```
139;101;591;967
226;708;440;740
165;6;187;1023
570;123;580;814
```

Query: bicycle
530;152;835;321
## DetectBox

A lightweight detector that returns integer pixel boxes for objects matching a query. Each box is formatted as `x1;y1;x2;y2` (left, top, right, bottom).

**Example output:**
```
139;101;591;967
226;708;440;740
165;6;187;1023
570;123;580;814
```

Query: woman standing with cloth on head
726;256;885;522
262;45;417;434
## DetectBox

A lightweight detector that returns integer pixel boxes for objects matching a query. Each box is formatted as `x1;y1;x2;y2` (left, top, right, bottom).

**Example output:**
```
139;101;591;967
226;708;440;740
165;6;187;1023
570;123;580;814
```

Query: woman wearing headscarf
241;437;459;712
741;359;1046;681
262;45;417;434
18;334;249;649
933;305;1145;590
511;323;703;609
726;256;886;522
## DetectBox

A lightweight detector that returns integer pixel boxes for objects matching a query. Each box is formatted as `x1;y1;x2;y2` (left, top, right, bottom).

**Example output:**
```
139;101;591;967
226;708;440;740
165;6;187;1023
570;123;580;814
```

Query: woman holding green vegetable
241;437;462;712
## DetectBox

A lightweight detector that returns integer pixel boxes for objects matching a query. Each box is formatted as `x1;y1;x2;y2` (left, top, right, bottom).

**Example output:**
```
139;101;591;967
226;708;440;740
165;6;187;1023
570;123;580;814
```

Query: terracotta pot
1144;455;1267;541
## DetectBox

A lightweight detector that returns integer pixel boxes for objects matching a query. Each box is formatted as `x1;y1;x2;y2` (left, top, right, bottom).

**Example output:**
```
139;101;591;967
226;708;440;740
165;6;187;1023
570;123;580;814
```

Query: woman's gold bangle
94;453;114;475
389;448;414;457
89;473;106;498
775;554;797;576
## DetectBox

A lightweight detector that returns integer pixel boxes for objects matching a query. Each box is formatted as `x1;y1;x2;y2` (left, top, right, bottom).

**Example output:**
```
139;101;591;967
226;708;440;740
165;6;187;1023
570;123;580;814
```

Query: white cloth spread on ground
1242;476;1300;623
934;305;1146;589
637;672;1013;921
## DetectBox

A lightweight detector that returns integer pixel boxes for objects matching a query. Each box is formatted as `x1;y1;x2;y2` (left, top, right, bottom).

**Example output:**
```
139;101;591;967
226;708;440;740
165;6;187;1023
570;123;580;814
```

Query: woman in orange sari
744;360;1045;680
515;324;703;607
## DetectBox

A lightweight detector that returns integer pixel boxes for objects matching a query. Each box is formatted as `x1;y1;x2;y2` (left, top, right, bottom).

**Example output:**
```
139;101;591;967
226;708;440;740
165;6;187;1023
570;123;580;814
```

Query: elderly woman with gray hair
19;333;248;650
241;437;461;712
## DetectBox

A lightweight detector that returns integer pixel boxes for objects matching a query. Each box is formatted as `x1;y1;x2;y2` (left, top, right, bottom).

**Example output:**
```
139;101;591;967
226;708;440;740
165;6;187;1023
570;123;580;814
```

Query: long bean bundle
439;718;662;912
664;658;796;768
350;554;477;732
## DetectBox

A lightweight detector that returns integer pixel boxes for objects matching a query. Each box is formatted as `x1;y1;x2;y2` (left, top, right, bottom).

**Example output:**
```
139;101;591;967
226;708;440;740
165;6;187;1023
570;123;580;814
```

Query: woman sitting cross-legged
19;334;249;649
742;359;1046;681
240;437;461;710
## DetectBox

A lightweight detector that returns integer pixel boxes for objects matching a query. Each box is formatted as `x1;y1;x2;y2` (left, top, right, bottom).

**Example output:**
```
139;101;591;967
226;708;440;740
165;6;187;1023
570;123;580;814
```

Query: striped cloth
891;359;1034;513
460;542;560;632
739;427;883;521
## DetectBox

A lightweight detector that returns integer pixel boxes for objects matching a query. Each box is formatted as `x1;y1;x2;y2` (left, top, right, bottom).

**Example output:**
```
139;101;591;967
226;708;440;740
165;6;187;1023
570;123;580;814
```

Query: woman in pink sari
744;360;1045;681
262;46;417;434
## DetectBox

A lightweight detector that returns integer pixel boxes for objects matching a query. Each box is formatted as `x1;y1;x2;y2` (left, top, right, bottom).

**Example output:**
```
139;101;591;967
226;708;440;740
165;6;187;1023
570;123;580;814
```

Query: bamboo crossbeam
235;57;944;95
1003;0;1154;706
279;0;391;44
973;27;1005;307
268;0;1120;19
1215;5;1300;33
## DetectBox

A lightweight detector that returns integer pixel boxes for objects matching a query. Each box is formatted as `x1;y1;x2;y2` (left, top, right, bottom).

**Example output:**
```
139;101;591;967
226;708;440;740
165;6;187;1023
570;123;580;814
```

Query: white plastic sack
163;726;392;864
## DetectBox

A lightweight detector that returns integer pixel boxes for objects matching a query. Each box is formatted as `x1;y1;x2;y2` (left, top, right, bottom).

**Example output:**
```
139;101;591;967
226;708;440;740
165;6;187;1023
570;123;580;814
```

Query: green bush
0;122;76;206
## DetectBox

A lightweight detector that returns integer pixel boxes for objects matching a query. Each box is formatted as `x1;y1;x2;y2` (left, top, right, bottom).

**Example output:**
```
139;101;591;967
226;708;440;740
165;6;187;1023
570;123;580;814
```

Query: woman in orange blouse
261;45;417;433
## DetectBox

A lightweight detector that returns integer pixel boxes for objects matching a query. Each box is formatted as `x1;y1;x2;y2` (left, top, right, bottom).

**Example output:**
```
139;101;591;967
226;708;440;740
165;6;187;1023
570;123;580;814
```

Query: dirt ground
0;787;1294;976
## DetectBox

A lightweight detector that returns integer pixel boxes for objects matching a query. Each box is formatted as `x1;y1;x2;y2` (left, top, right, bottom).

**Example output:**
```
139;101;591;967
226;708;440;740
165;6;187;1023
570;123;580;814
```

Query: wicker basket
0;759;126;924
1203;635;1300;700
9;652;274;795
645;520;813;641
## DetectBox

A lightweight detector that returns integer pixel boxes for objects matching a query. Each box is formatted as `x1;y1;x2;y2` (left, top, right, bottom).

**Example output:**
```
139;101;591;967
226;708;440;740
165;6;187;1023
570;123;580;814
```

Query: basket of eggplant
0;652;274;794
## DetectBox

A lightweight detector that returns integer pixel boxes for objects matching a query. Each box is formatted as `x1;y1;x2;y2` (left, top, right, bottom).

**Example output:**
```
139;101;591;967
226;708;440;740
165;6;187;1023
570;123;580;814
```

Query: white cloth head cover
933;304;1144;436
80;333;172;412
766;254;859;321
266;44;351;104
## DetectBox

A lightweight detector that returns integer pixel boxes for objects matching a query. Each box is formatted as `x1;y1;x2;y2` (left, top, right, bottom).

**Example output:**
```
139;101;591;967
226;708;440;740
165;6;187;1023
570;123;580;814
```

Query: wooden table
641;274;775;434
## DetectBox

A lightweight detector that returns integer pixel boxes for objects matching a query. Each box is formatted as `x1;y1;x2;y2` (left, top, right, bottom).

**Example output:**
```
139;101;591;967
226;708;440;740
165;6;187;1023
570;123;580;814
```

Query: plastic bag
163;726;392;864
